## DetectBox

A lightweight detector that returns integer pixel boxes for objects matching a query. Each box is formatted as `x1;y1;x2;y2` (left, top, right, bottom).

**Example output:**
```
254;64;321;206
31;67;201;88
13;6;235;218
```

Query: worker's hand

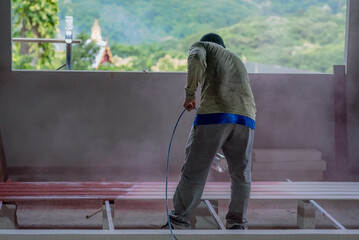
183;98;196;111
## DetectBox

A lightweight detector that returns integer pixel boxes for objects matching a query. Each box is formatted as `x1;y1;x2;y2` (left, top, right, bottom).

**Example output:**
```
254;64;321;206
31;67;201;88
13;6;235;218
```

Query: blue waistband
193;113;255;130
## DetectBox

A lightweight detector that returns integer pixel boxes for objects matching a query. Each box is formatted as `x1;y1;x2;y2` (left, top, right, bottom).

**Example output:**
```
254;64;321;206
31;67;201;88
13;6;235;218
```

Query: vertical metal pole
66;43;72;70
344;0;350;73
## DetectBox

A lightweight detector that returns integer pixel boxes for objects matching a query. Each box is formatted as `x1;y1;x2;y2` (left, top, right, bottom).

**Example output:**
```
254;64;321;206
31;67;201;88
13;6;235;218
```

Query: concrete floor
14;199;359;230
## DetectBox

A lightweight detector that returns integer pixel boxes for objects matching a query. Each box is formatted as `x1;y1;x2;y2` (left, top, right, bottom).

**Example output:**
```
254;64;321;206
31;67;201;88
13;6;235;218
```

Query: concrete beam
297;200;316;229
333;65;348;174
0;129;8;182
0;229;358;240
0;203;18;229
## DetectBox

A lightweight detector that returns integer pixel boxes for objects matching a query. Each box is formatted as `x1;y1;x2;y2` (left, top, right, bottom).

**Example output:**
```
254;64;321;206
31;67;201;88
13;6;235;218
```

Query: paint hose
166;109;185;240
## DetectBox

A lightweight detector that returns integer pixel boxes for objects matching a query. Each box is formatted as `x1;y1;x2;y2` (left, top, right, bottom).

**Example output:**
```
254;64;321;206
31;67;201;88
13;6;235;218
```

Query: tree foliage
12;0;59;69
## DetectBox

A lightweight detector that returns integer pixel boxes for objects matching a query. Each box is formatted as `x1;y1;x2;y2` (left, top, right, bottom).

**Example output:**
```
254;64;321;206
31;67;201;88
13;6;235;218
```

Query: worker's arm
184;43;207;111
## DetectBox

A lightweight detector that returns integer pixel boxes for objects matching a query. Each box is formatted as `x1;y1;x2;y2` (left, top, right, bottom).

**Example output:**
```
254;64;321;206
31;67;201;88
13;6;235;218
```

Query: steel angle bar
104;200;114;231
12;38;82;44
309;200;346;230
204;200;226;230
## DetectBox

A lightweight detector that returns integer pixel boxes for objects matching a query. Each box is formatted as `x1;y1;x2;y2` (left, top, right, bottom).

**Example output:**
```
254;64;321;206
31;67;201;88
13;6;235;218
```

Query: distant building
90;19;113;69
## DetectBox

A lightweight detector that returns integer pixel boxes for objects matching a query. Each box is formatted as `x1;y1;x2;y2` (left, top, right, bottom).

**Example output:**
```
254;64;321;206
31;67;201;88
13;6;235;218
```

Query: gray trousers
169;123;254;229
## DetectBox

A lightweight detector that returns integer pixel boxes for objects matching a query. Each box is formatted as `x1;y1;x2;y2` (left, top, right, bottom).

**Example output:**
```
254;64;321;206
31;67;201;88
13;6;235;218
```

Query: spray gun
211;152;228;172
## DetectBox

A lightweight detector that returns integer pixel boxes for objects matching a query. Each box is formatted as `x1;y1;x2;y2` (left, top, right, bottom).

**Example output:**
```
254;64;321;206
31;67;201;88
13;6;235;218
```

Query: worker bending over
168;33;256;230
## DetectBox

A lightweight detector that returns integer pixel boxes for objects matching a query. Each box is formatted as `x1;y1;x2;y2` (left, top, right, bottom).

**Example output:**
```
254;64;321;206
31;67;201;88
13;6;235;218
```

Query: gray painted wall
0;0;352;181
0;70;335;181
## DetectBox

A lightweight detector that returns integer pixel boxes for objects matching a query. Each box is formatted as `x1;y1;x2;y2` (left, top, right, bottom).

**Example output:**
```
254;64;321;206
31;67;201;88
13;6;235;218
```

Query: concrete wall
347;0;359;173
0;71;335;181
0;0;346;181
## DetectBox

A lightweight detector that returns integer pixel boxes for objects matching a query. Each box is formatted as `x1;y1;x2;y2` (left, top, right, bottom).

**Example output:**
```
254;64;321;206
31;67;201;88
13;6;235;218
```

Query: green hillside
12;0;347;72
59;0;260;43
59;0;345;44
216;6;346;72
105;5;346;73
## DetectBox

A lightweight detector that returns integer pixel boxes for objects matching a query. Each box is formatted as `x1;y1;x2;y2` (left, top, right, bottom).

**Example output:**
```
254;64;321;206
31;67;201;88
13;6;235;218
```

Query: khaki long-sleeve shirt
185;42;256;121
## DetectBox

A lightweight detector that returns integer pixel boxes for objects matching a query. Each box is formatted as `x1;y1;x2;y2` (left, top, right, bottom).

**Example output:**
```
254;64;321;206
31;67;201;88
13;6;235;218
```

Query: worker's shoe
161;221;190;230
161;222;173;229
226;221;248;230
228;224;248;230
161;222;180;229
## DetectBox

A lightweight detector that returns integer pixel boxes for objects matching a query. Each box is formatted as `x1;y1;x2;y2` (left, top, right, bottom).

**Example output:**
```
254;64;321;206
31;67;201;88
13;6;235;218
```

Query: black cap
200;33;226;49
